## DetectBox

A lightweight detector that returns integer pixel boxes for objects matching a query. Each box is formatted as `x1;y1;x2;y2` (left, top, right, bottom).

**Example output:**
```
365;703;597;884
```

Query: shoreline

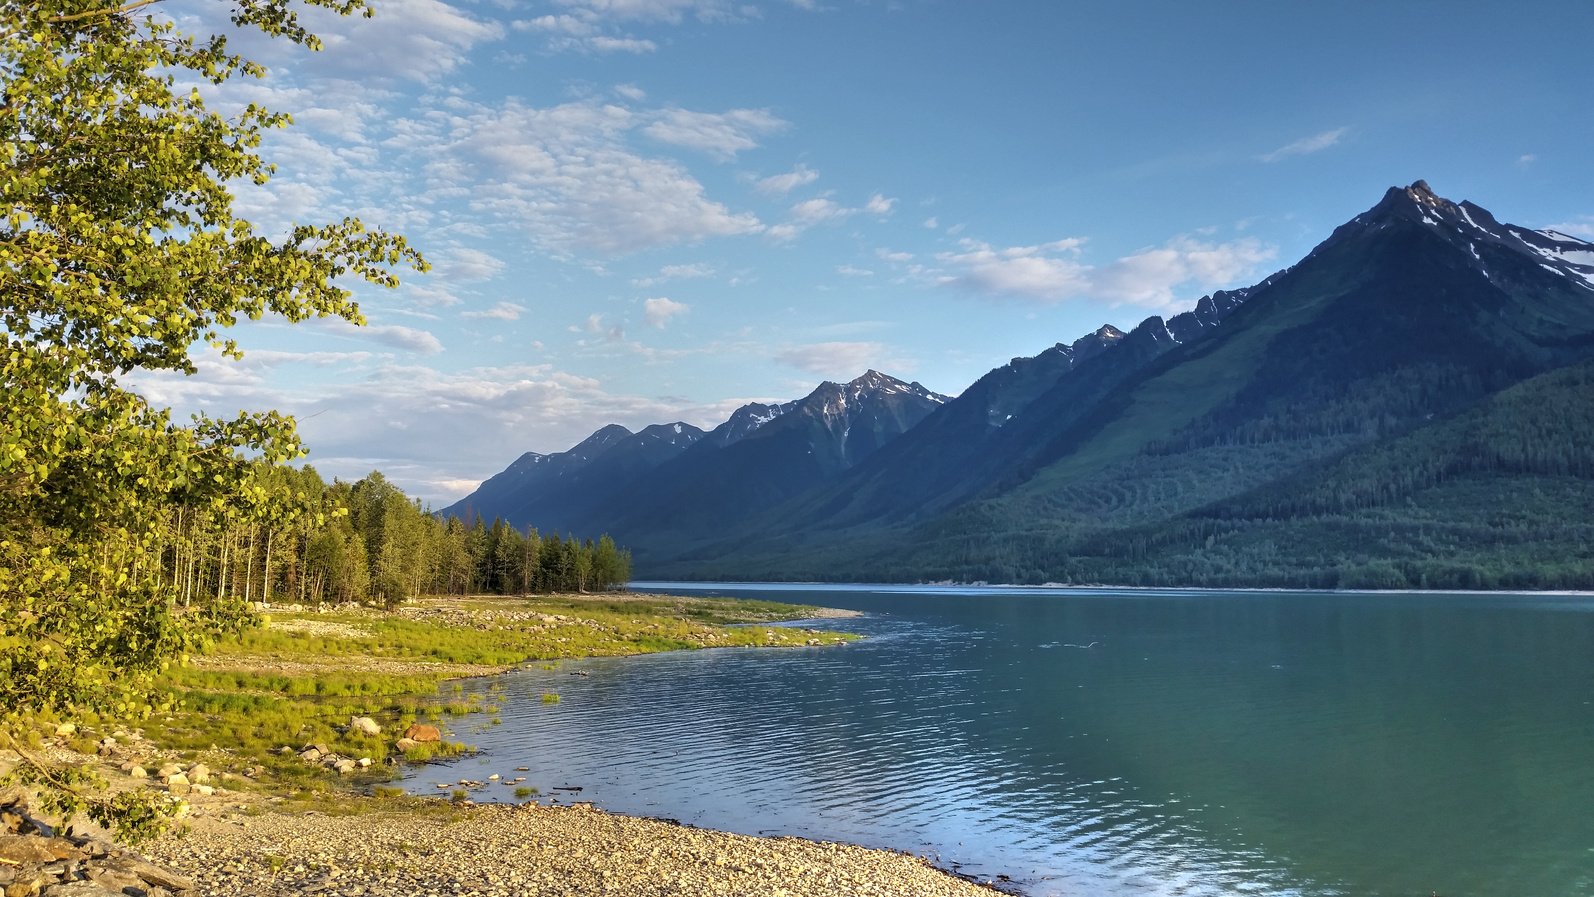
8;591;1011;896
634;579;1594;598
141;795;1012;896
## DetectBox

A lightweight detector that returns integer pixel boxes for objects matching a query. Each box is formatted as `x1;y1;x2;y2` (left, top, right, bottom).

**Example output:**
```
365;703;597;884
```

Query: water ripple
407;586;1594;897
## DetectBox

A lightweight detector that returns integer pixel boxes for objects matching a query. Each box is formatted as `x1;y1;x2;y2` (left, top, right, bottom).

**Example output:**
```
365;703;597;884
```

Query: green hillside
641;186;1594;588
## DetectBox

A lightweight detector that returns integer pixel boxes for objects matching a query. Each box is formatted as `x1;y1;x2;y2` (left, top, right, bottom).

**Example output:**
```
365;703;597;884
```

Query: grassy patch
127;592;857;800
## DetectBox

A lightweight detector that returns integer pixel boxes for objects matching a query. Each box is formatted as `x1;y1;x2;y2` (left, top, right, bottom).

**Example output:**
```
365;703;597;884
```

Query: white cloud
1517;153;1538;167
461;302;527;320
936;234;1275;310
615;83;648;101
755;164;820;195
288;0;505;84
320;318;445;354
643;108;788;161
936;238;1090;302
515;14;597;35
1259;127;1348;163
776;341;906;377
512;0;821;54
790;197;850;225
442;246;506;281
549;0;746;25
772;192;898;240
419;98;765;255
589;35;658;52
632;262;715;286
573;313;626;342
923;216;938;229
259;359;772;502
836;265;874;277
643;297;690;328
1092;236;1275;307
659;262;714;279
875;248;913;263
864;193;896;215
765;223;802;243
1547;216;1594;240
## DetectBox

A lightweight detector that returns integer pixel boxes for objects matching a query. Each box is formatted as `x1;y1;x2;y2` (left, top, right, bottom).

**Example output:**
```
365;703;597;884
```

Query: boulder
348;716;381;737
402;724;441;743
165;774;190;795
43;880;114;895
52;723;75;738
107;855;195;892
394;738;418;753
298;748;322;763
85;869;146;894
0;833;79;863
185;763;209;785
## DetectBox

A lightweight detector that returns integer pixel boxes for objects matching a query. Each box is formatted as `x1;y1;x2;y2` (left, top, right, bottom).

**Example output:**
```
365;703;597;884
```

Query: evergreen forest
172;467;634;608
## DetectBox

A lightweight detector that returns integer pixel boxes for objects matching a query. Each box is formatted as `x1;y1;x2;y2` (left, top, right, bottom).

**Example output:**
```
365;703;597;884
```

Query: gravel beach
142;800;1005;896
6;595;1008;896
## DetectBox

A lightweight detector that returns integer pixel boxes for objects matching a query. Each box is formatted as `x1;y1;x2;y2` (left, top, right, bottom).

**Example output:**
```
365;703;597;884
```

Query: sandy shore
143;799;1005;896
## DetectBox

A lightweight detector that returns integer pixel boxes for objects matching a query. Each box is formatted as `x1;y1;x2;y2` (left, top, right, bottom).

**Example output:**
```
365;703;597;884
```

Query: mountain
700;400;798;448
575;371;950;555
441;424;633;524
754;285;1274;535
442;421;703;531
643;181;1594;588
453;370;949;552
450;181;1594;588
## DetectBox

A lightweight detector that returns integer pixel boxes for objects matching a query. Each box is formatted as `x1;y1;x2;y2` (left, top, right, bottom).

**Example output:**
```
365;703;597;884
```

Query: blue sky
137;0;1594;505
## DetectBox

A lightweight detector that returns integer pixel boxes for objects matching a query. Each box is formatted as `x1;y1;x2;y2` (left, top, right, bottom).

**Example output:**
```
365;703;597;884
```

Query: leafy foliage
0;0;423;719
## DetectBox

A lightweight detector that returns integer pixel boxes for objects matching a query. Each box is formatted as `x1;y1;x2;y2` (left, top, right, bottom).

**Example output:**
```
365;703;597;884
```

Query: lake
401;583;1594;896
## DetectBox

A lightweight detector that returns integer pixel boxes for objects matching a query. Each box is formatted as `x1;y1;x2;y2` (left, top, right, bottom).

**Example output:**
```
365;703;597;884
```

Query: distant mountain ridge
452;182;1594;589
444;370;948;541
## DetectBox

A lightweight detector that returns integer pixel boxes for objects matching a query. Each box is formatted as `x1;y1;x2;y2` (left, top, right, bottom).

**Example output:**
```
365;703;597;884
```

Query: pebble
142;802;1004;896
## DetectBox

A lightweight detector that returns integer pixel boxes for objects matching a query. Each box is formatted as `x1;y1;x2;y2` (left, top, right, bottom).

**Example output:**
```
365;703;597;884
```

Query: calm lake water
402;583;1594;896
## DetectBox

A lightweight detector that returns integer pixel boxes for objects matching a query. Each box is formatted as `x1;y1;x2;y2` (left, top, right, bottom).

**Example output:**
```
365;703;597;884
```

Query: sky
134;0;1594;506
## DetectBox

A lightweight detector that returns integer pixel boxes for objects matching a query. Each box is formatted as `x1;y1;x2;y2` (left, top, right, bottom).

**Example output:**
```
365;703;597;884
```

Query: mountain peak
849;369;893;388
1370;179;1458;219
569;424;633;459
1407;179;1439;204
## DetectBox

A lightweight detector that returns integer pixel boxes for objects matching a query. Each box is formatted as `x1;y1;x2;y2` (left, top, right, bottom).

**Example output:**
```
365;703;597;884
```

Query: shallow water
402;583;1594;896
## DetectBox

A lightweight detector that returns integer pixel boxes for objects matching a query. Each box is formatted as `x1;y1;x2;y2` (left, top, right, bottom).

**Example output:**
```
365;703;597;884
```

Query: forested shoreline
164;466;632;609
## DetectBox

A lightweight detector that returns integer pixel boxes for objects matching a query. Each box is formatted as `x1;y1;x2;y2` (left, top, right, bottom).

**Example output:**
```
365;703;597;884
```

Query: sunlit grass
128;592;856;800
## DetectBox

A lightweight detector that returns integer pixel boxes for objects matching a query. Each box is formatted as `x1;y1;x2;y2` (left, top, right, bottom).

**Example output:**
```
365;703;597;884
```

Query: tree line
158;465;632;609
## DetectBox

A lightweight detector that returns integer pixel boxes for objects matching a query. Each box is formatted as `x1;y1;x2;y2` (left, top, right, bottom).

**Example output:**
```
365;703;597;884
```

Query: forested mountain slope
643;182;1594;587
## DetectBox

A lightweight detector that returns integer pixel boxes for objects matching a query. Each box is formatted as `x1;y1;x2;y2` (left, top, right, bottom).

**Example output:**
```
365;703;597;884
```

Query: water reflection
406;585;1594;896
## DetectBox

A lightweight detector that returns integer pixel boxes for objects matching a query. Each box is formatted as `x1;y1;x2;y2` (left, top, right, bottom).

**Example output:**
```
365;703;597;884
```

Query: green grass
127;592;857;800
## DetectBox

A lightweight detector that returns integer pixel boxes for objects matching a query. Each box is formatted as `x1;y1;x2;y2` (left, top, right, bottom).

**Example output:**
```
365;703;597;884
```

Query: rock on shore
143;801;1003;896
